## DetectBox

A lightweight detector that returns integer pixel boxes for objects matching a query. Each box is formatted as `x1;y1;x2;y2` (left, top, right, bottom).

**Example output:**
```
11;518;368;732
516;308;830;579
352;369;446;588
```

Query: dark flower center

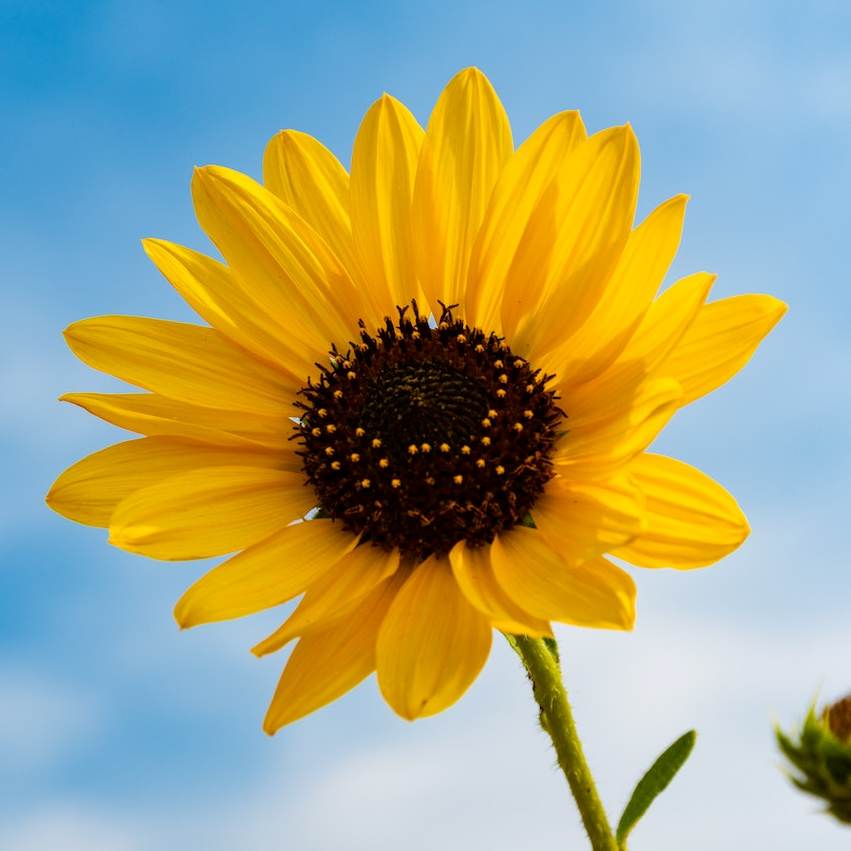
295;303;564;559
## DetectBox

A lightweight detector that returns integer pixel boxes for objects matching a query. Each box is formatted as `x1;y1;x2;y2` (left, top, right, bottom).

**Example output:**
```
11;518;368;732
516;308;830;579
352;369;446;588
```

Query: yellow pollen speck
475;344;485;353
326;424;337;433
488;408;498;418
461;445;471;455
333;389;343;399
457;334;467;344
391;478;401;488
425;476;436;485
421;442;431;453
350;452;361;462
371;437;382;448
311;427;321;437
496;388;506;398
439;321;449;330
496;465;505;475
379;458;389;468
347;371;357;380
498;374;508;384
523;409;534;419
439;442;450;453
356;427;365;437
475;459;486;468
481;418;492;428
408;444;418;455
412;330;420;339
325;447;335;456
343;360;352;369
318;408;328;418
481;436;491;446
514;359;524;368
330;461;341;470
494;359;504;368
360;478;371;488
526;384;534;393
359;342;369;352
513;422;524;432
453;474;464;484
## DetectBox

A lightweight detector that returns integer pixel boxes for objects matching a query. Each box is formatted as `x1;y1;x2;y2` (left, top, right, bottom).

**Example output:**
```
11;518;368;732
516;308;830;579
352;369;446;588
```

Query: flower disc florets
296;303;564;559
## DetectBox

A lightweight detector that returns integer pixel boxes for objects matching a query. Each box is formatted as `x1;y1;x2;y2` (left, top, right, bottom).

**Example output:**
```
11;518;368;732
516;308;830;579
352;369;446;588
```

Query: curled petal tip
173;602;193;630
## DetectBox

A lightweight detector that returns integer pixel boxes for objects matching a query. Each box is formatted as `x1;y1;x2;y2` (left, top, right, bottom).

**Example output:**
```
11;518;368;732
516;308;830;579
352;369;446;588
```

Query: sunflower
47;68;785;732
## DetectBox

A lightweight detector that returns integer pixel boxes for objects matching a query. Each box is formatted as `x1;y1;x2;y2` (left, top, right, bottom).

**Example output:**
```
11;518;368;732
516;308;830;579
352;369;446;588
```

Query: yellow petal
661;294;787;406
350;94;424;313
555;272;713;424
64;316;292;417
532;475;644;559
252;542;400;656
556;377;682;478
614;453;749;568
262;129;360;284
174;520;358;628
413;67;513;313
490;527;636;629
61;392;297;455
377;555;492;720
545;194;688;388
46;437;282;527
191;165;362;352
142;238;313;380
466;110;587;331
109;467;314;560
506;125;640;357
448;540;551;637
612;271;716;374
263;572;403;732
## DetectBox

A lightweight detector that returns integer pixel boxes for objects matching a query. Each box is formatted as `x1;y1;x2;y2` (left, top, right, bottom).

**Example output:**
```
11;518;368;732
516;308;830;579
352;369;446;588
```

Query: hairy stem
509;634;618;851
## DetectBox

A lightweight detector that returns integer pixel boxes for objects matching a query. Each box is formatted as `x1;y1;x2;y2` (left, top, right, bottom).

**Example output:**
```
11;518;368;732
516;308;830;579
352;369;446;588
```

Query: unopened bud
776;693;851;825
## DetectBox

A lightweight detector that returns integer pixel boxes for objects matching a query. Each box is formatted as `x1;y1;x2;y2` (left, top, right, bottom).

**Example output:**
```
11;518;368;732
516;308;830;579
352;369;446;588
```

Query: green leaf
616;730;697;847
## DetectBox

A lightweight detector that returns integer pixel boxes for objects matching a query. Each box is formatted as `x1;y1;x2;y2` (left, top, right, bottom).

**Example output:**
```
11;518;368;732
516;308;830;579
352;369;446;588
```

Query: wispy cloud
1;804;140;851
4;617;847;850
0;665;104;776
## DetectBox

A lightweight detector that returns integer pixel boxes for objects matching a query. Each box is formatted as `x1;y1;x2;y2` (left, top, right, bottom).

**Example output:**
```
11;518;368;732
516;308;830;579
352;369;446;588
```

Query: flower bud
776;695;851;825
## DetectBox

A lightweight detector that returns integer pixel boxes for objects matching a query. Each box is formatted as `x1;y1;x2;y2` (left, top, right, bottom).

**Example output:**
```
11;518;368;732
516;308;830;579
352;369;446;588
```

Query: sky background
2;0;851;848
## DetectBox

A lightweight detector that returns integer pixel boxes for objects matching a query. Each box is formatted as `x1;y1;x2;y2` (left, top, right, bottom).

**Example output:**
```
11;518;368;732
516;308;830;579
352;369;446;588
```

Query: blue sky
2;0;851;848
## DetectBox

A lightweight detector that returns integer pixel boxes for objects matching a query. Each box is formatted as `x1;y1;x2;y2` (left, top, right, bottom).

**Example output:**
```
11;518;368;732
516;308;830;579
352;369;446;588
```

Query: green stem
509;634;618;851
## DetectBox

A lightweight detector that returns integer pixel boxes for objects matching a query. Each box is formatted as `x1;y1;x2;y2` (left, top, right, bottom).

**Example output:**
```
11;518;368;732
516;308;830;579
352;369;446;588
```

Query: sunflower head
47;67;785;731
777;697;851;825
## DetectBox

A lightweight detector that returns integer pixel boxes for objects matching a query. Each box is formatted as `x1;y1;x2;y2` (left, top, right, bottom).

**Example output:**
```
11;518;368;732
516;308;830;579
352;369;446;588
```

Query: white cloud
65;615;841;851
5;556;849;850
248;619;850;851
0;667;104;776
0;805;140;851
